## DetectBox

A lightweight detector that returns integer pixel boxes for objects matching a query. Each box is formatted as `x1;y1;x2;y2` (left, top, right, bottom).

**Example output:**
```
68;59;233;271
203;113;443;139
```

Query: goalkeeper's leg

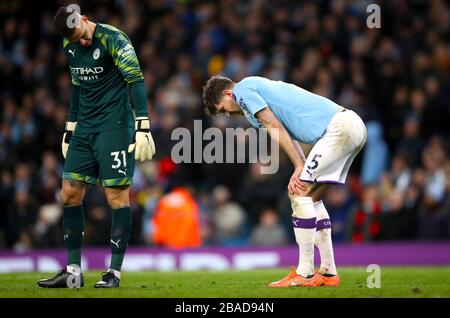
38;179;87;288
94;186;132;288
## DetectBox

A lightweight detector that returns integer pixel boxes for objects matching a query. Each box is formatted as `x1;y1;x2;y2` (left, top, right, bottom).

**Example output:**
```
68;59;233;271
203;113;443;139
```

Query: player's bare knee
310;184;330;202
311;190;323;202
108;198;130;209
60;179;85;205
105;186;130;209
288;185;313;200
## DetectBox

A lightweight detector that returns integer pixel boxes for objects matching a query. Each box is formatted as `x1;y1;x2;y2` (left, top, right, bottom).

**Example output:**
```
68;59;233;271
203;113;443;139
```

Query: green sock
63;205;85;266
110;207;132;271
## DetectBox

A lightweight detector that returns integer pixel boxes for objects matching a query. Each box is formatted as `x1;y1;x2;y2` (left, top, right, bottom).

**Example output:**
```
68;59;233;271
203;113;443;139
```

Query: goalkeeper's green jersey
64;23;147;133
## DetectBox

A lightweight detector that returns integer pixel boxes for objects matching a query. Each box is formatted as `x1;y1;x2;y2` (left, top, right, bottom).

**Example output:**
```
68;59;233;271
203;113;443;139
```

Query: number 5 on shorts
307;154;322;170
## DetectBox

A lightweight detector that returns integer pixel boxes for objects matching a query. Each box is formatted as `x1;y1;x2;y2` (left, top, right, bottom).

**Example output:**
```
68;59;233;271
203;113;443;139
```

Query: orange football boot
314;272;340;287
268;267;318;287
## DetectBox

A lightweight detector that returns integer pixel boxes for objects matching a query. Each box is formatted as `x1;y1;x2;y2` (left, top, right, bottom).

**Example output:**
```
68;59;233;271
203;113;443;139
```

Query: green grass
0;267;449;298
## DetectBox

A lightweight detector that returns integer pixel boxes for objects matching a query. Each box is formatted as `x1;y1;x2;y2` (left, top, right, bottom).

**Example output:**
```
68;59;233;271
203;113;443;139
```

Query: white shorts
299;109;367;184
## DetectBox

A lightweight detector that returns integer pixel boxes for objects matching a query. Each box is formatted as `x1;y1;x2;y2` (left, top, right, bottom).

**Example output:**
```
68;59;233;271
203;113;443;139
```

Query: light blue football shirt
232;76;341;144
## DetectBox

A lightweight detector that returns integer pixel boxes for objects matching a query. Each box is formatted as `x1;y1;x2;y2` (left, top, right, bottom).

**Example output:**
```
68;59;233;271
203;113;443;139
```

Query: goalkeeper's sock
63;205;85;267
291;196;316;278
314;200;337;276
110;207;132;271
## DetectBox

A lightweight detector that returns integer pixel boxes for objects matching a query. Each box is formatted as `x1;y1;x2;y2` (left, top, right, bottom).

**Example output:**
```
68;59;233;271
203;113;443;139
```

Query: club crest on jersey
238;97;249;113
238;97;251;118
93;48;100;60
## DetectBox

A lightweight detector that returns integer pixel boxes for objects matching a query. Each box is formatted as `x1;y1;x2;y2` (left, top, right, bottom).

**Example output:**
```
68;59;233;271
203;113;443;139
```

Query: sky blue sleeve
233;84;267;115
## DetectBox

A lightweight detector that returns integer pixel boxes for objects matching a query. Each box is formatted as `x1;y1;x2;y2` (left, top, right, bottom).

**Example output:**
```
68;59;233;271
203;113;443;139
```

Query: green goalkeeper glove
62;121;76;159
128;117;156;161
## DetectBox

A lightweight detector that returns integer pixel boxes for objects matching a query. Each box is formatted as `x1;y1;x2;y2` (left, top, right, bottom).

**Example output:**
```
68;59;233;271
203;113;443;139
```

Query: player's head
53;7;93;47
202;75;242;117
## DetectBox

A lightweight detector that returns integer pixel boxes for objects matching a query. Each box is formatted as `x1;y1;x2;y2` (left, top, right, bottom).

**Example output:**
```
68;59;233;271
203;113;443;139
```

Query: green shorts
63;127;135;187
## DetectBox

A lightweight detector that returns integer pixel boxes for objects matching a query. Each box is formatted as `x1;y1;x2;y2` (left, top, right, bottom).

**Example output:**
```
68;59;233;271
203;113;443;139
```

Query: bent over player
203;75;366;287
38;7;156;288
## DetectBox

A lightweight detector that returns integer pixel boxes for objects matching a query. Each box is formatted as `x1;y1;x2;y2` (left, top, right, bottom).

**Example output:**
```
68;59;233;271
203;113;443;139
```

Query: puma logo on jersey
110;239;121;248
118;169;127;176
68;49;76;57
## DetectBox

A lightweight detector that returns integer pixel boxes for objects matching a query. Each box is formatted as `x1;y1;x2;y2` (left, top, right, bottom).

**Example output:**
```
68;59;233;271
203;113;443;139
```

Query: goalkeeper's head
202;75;243;117
53;6;94;47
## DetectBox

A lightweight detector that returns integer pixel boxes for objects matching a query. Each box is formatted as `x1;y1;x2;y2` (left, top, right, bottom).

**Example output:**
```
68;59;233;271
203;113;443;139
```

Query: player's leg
60;179;88;268
299;109;366;287
38;132;97;288
94;185;132;288
269;182;321;287
310;185;340;286
311;185;337;275
94;127;135;288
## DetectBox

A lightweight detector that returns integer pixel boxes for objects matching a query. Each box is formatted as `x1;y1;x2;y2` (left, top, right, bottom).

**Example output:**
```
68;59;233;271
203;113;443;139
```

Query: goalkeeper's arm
107;31;156;161
62;85;80;159
127;81;156;161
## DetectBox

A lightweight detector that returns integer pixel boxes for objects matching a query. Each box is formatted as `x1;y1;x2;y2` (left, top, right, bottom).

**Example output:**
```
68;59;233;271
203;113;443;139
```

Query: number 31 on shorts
111;150;127;169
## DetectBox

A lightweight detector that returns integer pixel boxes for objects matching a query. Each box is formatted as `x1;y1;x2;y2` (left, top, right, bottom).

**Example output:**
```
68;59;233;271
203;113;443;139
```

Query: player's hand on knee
288;166;306;195
62;121;76;159
288;183;299;197
288;180;303;196
128;117;156;161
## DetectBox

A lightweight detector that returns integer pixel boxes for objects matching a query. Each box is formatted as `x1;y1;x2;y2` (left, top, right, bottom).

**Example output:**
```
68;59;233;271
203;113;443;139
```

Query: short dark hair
53;6;79;38
202;75;234;117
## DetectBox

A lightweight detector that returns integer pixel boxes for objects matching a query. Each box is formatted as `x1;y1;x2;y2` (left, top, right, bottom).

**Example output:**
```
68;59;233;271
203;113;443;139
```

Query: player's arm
235;84;305;194
293;140;307;164
107;32;155;161
107;32;147;116
60;35;81;157
256;107;304;169
67;84;79;122
256;107;306;194
61;84;79;159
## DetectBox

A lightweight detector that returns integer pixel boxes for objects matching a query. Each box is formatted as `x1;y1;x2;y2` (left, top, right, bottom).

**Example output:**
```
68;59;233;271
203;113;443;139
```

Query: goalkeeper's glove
128;117;156;161
62;121;76;159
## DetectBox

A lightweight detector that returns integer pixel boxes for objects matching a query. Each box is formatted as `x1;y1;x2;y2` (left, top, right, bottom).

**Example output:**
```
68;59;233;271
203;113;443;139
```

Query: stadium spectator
360;121;389;185
323;186;357;243
209;185;247;245
152;187;202;249
349;184;382;243
396;113;426;168
250;208;288;246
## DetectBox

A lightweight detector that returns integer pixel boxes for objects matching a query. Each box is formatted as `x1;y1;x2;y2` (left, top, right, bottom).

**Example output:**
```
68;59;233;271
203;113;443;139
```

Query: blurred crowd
0;0;449;252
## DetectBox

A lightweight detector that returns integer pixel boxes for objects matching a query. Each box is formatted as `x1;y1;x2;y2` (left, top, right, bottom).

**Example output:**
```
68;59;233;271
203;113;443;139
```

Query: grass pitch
0;267;449;298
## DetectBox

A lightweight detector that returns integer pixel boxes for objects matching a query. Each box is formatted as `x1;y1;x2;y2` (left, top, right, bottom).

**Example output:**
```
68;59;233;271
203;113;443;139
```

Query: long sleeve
67;85;80;122
129;81;149;118
106;31;149;117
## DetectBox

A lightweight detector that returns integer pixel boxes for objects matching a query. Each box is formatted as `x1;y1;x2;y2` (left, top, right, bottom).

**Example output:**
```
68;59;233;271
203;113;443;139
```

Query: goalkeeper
38;7;156;288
